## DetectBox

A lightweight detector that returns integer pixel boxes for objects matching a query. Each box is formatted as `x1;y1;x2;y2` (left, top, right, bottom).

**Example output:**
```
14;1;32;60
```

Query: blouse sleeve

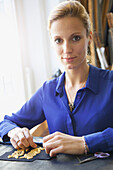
84;128;113;152
0;85;46;141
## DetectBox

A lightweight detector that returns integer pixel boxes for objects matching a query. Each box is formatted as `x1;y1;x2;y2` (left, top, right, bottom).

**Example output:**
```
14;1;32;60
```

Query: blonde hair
48;1;91;37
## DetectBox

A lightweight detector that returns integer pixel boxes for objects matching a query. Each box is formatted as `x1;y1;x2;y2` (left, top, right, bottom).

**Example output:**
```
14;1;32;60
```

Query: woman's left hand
43;131;85;157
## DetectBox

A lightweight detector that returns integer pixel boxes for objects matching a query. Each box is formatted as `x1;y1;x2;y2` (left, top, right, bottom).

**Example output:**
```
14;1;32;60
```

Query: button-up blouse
0;64;113;153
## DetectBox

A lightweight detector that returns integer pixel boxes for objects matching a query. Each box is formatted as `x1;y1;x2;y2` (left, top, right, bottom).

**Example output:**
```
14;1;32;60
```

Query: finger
28;136;37;148
43;132;65;149
43;131;63;143
49;145;63;157
44;140;60;155
43;133;55;143
10;134;20;149
10;138;25;150
10;131;29;149
44;140;63;157
14;135;20;144
43;136;57;149
17;130;30;148
10;138;19;149
16;140;26;150
43;137;55;147
23;128;37;148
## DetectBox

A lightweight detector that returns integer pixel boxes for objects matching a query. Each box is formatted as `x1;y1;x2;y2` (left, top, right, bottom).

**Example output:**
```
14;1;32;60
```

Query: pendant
69;103;74;112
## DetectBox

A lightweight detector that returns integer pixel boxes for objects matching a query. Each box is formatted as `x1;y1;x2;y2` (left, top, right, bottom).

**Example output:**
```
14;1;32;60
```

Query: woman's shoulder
90;64;113;81
42;72;65;89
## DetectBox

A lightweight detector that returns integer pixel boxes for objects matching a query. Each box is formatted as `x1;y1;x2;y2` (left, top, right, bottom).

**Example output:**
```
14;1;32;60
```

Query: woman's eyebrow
52;35;61;40
70;32;81;36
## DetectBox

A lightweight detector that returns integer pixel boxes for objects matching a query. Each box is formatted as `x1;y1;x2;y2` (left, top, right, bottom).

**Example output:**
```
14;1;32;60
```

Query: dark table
0;144;113;170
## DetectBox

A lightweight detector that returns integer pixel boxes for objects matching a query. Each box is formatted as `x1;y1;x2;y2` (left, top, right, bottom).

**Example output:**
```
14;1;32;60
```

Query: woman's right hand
8;127;37;150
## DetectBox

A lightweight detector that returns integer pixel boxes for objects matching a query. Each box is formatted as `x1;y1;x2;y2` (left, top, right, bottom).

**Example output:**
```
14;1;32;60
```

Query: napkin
0;147;51;162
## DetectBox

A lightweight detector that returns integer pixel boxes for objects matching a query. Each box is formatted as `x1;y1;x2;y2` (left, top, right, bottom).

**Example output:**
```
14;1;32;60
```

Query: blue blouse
0;64;113;153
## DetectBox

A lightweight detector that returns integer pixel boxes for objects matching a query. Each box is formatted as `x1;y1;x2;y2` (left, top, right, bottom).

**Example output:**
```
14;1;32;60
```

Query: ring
16;140;20;144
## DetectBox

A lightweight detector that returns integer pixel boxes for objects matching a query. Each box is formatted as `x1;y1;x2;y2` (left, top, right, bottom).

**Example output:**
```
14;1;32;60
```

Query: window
0;0;26;121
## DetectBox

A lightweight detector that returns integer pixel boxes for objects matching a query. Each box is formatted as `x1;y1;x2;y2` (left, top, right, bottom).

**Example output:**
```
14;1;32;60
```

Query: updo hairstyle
48;1;91;37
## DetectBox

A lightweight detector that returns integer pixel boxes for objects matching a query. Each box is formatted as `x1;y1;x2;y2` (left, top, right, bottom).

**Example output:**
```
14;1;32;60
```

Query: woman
0;1;113;157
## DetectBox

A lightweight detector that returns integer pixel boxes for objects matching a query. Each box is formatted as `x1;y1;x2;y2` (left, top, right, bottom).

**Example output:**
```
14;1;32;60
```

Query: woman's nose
63;42;72;54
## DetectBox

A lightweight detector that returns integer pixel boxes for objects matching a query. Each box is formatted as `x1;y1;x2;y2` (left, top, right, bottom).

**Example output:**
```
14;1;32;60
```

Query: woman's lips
63;56;77;62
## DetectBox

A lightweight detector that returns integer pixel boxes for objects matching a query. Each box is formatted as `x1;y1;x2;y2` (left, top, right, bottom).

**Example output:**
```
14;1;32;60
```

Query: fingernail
34;143;37;147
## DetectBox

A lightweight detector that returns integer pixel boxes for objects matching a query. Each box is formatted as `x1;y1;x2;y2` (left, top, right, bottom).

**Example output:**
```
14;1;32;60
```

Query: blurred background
0;0;113;121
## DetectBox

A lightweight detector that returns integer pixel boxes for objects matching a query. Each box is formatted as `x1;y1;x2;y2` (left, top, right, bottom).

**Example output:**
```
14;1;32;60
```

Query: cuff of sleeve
84;131;108;153
1;125;18;142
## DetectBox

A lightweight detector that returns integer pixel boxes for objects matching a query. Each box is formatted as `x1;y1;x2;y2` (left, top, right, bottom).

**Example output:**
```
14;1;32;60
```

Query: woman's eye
72;36;81;41
55;38;62;44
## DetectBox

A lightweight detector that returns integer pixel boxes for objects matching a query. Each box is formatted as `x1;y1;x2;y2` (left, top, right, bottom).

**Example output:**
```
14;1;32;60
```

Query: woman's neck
65;63;89;88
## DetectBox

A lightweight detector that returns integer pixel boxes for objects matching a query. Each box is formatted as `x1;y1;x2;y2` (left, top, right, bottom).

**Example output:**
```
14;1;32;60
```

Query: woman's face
50;16;90;70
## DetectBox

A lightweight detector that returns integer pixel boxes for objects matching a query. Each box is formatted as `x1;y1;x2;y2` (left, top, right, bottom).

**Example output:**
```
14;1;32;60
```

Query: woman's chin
66;64;78;70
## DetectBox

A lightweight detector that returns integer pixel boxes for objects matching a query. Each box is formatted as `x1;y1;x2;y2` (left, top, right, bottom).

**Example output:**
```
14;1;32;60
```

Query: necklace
66;81;87;112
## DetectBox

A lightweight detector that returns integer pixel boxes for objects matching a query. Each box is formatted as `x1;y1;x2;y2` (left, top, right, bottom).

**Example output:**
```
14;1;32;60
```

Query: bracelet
83;137;88;155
